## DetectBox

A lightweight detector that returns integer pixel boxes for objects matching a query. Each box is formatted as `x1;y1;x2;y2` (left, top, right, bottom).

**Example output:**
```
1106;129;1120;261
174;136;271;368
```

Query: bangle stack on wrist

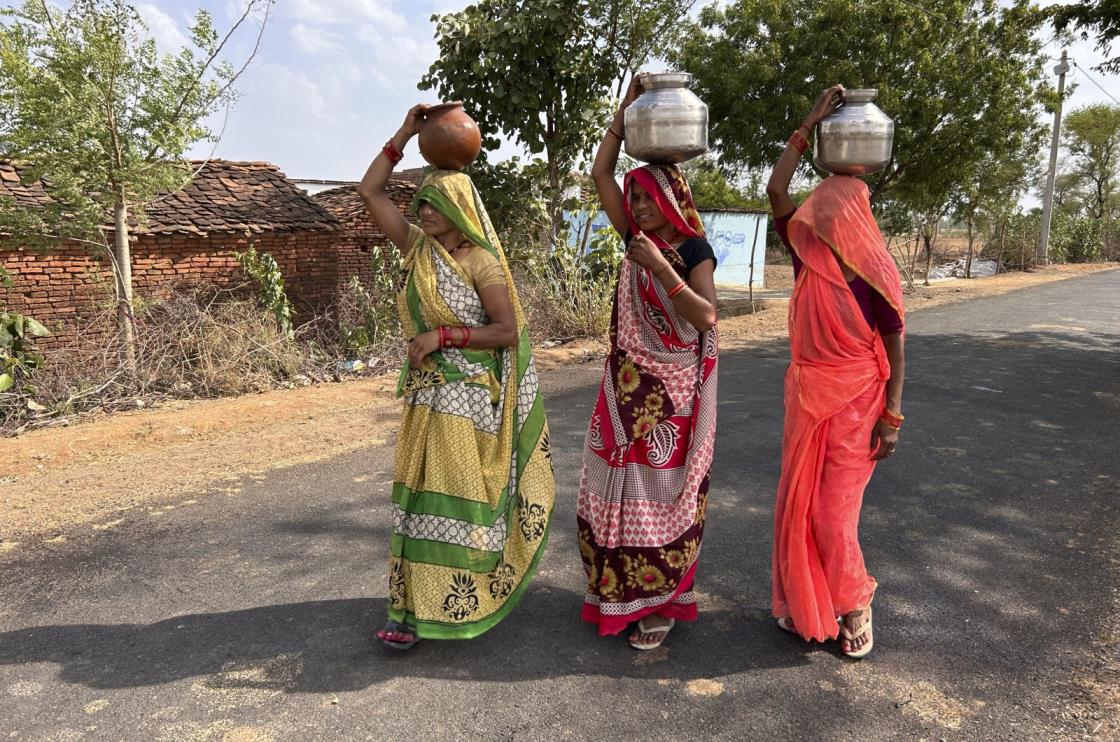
880;408;904;430
383;139;404;165
788;127;810;156
438;326;472;349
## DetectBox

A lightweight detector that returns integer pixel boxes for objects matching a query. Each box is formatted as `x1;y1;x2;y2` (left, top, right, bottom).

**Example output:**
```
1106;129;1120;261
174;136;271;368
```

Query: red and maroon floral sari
577;165;719;636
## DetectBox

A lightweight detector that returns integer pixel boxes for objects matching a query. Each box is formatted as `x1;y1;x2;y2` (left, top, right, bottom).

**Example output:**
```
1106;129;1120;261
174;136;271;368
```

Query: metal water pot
624;73;708;165
814;89;894;176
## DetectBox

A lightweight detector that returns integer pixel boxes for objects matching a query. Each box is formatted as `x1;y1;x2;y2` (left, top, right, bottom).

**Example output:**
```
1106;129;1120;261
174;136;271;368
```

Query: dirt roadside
1;263;1113;544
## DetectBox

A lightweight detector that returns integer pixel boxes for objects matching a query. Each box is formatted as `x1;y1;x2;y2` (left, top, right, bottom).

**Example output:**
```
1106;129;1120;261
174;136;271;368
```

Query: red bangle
438;326;449;349
461;326;471;348
667;281;688;299
880;408;904;429
383;139;403;165
788;129;810;156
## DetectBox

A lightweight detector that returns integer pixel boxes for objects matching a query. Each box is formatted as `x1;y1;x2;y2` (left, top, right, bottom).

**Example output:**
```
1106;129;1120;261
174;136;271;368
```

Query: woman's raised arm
767;85;844;219
357;104;429;254
592;76;644;237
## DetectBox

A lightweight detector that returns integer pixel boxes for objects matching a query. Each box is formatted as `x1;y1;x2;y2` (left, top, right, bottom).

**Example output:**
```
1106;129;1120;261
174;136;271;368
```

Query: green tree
952;153;1036;277
672;0;1051;214
1051;1;1120;74
0;0;271;372
1062;103;1120;221
681;156;765;209
420;0;696;245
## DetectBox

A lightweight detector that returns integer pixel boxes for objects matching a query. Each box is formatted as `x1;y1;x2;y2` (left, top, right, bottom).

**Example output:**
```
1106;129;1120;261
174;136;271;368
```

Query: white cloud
136;3;190;53
290;23;344;54
355;23;437;92
286;0;407;30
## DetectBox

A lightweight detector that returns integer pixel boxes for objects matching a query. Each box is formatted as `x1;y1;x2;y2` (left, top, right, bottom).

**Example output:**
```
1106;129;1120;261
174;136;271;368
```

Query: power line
1072;61;1120;106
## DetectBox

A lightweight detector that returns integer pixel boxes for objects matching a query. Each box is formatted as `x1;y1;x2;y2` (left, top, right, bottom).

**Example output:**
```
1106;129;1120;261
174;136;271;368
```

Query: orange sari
771;176;904;642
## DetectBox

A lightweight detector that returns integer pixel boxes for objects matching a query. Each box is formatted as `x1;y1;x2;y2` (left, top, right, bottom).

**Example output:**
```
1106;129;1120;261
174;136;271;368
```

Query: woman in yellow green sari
356;105;555;649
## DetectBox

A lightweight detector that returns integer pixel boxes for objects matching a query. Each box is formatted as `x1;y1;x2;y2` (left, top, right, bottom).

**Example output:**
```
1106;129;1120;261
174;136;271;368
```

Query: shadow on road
1;325;1117;724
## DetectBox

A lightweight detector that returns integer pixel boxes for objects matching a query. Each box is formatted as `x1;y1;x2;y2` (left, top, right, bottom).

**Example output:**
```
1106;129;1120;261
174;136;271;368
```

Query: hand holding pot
621;74;646;110
400;104;431;138
803;85;844;129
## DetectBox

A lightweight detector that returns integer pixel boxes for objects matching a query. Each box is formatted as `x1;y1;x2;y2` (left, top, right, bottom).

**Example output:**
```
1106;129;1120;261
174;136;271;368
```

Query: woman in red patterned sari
767;85;907;658
579;76;719;650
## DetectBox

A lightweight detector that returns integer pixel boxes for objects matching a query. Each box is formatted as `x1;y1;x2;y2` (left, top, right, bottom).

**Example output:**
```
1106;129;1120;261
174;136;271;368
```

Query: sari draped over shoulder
388;170;555;639
577;165;719;636
772;175;904;642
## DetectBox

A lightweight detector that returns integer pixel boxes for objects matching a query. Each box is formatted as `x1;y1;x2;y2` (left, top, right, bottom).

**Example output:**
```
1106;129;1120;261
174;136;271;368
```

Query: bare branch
144;0;271;161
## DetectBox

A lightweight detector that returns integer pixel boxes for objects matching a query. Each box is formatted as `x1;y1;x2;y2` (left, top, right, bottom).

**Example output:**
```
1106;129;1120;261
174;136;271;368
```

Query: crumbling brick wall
1;229;341;349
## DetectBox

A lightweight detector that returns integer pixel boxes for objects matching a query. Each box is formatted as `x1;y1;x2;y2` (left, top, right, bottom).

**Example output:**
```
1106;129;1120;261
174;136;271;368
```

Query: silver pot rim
638;71;693;89
842;88;878;103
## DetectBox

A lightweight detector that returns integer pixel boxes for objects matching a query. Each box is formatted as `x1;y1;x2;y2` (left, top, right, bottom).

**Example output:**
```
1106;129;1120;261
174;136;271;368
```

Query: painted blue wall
566;210;769;287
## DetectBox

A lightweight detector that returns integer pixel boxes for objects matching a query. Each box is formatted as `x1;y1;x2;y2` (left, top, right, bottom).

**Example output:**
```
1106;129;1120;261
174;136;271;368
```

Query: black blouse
625;232;717;280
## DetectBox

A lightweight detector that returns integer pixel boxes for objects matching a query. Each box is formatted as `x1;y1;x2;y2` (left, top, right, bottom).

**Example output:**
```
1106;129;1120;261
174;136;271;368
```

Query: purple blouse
774;212;904;336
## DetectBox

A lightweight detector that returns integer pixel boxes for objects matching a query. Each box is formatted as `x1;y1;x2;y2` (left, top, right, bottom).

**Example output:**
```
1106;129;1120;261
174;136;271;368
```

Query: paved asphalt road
2;270;1118;741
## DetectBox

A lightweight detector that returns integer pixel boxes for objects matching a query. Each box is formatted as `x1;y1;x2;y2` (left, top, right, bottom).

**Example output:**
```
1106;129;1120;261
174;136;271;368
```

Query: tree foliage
1061;103;1120;221
0;0;271;368
681;156;765;210
420;0;696;243
672;0;1052;214
1051;0;1120;74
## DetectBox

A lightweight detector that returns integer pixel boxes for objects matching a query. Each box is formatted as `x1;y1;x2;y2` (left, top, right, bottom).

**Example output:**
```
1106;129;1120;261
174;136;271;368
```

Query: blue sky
17;0;1120;185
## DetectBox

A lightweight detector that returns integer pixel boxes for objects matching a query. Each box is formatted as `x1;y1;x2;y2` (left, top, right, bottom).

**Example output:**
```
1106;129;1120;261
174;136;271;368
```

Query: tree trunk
964;212;975;279
997;219;1006;274
921;223;937;286
113;200;137;377
547;157;564;251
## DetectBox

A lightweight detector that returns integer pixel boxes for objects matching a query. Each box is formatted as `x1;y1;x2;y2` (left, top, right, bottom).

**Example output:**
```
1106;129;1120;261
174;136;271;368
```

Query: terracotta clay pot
418;102;482;170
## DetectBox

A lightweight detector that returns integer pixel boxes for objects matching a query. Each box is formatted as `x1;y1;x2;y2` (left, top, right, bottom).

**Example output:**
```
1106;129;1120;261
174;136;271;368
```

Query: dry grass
1;287;367;436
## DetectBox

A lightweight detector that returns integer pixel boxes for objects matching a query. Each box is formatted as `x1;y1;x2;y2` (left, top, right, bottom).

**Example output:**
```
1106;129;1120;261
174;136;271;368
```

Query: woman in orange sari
766;85;907;659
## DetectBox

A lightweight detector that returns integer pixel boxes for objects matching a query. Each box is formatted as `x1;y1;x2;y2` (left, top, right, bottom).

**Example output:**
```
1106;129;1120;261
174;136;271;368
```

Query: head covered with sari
622;164;706;243
412;170;503;260
388;168;554;640
576;162;718;636
772;174;904;642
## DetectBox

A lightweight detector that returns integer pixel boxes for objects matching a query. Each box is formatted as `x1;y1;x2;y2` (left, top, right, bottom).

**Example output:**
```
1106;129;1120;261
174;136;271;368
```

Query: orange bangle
667;281;688;299
880;408;904;429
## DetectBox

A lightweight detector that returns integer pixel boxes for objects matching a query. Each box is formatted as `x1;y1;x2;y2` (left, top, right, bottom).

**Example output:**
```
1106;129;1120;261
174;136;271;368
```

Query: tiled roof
314;180;417;224
0;159;341;236
395;167;430;186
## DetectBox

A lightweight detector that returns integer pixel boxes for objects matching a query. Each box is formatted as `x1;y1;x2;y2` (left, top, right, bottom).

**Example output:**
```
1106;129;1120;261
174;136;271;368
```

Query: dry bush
0;286;337;435
513;239;618;344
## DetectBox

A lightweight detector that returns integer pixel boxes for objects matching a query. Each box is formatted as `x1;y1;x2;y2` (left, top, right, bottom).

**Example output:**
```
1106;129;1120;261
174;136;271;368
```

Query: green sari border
392;482;510;524
386;518;552;640
390;532;504;572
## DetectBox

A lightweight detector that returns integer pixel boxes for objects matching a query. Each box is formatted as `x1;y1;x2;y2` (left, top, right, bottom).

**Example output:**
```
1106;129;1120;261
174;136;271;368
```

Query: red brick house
312;180;418;289
0;159;343;348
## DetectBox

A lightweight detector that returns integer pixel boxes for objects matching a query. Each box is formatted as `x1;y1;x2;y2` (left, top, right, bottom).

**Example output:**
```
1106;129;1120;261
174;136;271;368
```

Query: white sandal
776;616;797;635
629;618;676;650
840;608;873;659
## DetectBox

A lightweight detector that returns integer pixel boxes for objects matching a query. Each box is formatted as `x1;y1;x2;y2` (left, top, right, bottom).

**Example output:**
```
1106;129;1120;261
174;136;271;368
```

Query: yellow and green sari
387;170;555;639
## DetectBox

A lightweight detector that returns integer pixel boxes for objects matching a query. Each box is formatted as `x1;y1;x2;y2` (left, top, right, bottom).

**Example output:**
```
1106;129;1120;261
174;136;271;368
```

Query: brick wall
313;183;416;294
1;229;341;349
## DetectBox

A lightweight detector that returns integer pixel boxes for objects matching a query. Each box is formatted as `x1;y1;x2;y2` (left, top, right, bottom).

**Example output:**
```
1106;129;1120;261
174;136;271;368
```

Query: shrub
1052;217;1103;263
